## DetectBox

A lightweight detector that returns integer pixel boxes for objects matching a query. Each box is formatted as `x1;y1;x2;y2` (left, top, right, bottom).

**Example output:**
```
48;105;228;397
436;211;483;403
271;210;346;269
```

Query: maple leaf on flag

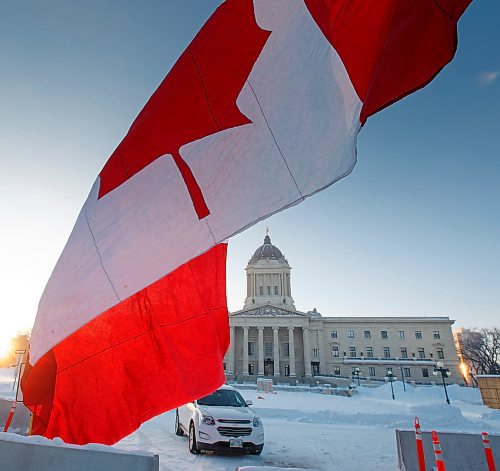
99;0;271;219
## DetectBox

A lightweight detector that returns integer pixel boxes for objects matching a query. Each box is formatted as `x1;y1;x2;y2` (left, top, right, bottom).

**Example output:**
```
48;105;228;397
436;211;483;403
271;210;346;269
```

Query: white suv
176;385;264;455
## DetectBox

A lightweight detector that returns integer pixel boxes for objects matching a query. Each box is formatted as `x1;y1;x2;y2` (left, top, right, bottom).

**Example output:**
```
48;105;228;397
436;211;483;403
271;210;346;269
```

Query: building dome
250;235;286;263
244;233;294;309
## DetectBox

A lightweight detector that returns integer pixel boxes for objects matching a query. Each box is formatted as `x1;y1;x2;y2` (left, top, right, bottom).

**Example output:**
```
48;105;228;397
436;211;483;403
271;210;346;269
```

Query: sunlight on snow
0;333;13;360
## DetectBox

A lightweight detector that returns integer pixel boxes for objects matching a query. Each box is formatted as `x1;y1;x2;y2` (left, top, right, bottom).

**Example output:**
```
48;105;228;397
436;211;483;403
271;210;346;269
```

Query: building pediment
230;304;307;318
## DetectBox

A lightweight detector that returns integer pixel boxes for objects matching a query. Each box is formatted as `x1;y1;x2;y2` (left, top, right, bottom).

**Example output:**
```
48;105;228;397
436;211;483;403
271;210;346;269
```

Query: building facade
224;235;462;384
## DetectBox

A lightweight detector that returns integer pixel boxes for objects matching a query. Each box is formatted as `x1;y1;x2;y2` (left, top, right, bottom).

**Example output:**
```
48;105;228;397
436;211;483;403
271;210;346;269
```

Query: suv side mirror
246;400;253;406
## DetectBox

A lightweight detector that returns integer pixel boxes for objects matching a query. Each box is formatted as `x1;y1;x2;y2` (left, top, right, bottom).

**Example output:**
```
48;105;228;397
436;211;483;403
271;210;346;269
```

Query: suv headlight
201;414;215;426
253;415;262;427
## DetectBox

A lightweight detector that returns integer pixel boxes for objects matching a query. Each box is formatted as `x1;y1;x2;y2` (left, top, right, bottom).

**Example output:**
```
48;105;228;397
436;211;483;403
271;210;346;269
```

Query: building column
288;326;296;377
227;326;235;375
318;329;326;375
257;326;265;376
243;326;249;376
273;327;280;377
303;326;312;377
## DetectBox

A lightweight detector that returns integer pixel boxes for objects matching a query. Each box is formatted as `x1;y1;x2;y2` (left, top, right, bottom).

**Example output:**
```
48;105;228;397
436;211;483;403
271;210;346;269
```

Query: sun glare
0;335;13;361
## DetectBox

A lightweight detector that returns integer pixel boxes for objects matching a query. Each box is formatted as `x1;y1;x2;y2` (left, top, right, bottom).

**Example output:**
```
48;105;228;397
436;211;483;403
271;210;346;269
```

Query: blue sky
0;0;498;343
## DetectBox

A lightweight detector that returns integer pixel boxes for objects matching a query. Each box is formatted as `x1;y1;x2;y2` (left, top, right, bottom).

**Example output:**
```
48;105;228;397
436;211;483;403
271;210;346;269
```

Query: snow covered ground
116;382;500;470
2;367;500;470
0;368;15;400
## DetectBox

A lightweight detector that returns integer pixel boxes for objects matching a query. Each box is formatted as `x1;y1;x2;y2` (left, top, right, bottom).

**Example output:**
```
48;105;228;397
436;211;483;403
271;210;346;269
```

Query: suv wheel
189;422;201;454
175;410;184;436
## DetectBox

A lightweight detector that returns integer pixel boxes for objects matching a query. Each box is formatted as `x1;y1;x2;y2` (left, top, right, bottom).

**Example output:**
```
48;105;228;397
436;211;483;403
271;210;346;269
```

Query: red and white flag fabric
22;0;472;445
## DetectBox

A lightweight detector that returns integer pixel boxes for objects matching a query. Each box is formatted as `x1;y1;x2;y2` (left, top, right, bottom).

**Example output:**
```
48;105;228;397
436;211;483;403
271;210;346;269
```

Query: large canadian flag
22;0;471;445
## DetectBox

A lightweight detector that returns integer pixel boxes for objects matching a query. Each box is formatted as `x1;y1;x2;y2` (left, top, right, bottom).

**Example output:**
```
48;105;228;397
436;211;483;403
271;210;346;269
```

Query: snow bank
1;432;159;471
236;382;499;434
358;381;482;403
0;432;155;457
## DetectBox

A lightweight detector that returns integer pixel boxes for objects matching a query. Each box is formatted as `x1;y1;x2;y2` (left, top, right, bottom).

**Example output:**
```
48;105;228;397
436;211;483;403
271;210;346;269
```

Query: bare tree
458;328;500;376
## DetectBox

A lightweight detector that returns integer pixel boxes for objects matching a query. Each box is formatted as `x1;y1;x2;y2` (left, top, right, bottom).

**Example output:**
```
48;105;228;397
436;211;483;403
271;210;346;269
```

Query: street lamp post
399;365;406;392
386;371;396;400
433;361;451;404
352;367;361;386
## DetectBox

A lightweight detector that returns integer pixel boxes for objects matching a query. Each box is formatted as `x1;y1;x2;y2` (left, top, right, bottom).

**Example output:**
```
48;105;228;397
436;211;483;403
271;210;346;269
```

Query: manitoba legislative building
224;235;462;385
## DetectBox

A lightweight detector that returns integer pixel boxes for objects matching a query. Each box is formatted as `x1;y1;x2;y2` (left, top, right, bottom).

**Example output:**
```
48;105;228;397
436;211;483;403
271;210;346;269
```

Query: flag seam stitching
188;47;222;131
84;204;121;302
245;79;303;200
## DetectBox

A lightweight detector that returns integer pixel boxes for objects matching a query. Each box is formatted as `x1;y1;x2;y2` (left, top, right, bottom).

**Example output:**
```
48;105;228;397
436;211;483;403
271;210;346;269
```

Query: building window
312;348;319;358
331;331;338;339
386;367;393;375
223;362;226;371
248;341;255;356
415;331;423;339
404;368;411;378
259;286;264;295
349;347;356;357
433;331;441;339
312;363;320;375
437;348;444;359
348;330;355;339
398;330;405;339
381;330;388;339
331;346;339;358
422;368;429;378
284;364;290;376
418;347;425;359
366;347;373;358
333;367;341;375
248;363;254;375
400;347;408;359
267;285;271;295
364;330;371;339
283;342;290;357
274;286;279;295
264;342;273;357
383;347;390;358
369;367;376;377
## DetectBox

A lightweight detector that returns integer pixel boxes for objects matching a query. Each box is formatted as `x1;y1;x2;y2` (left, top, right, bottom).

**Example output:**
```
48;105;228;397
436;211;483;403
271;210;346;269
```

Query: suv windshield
197;389;248;407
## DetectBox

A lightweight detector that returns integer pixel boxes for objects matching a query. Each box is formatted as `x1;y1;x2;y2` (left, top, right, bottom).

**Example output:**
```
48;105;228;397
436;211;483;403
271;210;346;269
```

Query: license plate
229;438;243;448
